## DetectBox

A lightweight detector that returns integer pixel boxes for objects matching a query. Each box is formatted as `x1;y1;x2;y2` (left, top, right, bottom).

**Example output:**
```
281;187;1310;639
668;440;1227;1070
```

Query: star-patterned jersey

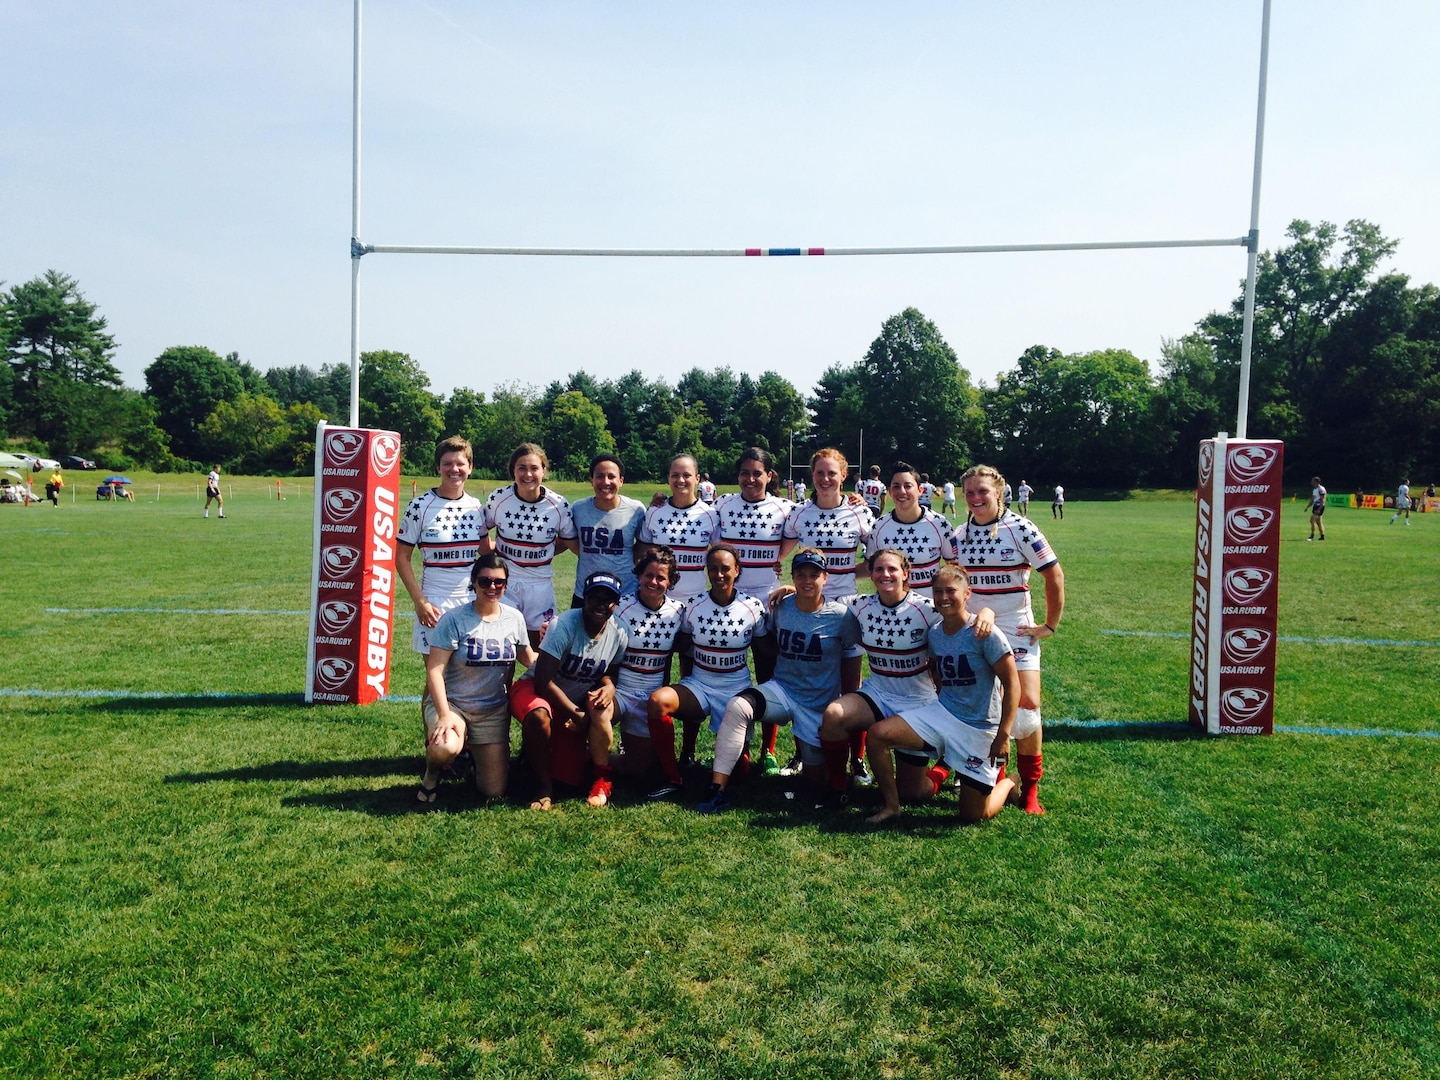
398;488;486;604
482;484;577;583
782;500;875;600
953;511;1059;623
639;499;721;601
715;492;794;596
866;509;957;599
679;590;770;693
698;479;717;502
856;477;886;513
612;593;686;695
845;590;942;708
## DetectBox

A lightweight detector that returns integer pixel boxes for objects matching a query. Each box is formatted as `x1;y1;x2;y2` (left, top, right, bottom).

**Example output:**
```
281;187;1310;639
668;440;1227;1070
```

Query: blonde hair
960;464;1007;540
931;563;970;591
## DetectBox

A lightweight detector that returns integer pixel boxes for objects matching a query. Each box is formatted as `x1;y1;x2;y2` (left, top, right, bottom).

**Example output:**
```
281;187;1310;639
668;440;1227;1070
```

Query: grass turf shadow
165;755;416;784
90;693;309;712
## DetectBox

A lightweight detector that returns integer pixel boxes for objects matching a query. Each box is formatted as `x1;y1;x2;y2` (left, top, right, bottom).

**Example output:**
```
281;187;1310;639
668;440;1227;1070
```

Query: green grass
2;481;1438;1078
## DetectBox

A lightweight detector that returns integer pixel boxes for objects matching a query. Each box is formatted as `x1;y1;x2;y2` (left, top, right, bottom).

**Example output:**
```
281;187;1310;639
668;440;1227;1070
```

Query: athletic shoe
759;752;781;776
813;791;851;811
695;786;731;814
646;782;682;802
851;761;875;787
587;778;613;807
778;753;805;777
678;754;697;774
1306;537;1313;542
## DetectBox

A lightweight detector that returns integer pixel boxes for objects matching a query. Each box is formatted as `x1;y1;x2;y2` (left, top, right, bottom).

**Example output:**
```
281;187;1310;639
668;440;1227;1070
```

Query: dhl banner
305;423;403;704
1190;436;1284;736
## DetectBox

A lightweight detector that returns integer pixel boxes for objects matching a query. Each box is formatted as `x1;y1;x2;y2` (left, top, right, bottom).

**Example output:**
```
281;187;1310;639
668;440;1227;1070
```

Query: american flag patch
1032;540;1046;553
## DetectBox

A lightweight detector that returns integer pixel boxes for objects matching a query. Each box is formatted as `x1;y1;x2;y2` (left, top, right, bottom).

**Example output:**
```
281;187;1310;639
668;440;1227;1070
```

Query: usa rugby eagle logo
1222;626;1272;664
371;433;401;478
322;544;362;579
1226;445;1278;483
315;655;356;692
319;600;359;635
1225;506;1275;544
1221;686;1271;724
1223;567;1273;605
1198;441;1215;487
324;488;365;522
325;430;365;466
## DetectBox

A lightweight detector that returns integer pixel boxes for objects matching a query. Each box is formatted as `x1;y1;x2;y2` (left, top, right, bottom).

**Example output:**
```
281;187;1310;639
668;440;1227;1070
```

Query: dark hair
866;546;913;576
469;552;508;589
706;542;742;568
736;447;780;495
634;546;678;584
435;436;473;471
508;442;549;479
590;453;624;478
888;461;919;485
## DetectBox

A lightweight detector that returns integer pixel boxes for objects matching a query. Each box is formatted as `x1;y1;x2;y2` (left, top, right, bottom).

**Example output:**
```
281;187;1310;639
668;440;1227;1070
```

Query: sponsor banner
306;423;403;704
1189;437;1283;735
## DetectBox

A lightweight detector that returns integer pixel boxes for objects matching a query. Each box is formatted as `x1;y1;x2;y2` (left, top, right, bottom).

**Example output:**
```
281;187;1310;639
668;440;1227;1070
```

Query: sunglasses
475;577;508;589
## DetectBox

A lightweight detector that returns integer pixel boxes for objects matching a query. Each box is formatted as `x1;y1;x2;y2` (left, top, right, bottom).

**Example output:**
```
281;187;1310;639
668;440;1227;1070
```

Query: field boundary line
1102;629;1440;647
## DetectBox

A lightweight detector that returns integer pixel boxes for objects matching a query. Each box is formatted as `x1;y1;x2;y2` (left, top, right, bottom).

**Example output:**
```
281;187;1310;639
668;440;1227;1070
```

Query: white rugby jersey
639;499;721;601
680;591;769;689
954;511;1059;620
844;590;942;707
783;500;874;600
613;593;686;695
398;488;485;603
866;509;957;598
856;477;886;512
482;484;577;583
715;492;794;596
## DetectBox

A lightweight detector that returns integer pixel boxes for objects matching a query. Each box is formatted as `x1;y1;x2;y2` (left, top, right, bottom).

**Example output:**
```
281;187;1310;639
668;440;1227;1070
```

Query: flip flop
416;781;438;806
528;796;553;811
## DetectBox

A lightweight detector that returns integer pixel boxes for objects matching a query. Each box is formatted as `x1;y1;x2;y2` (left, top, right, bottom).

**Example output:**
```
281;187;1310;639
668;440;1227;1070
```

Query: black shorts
1311;505;1324;517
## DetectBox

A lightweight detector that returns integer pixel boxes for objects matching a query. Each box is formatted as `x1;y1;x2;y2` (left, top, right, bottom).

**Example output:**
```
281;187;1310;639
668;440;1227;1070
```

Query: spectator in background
1308;477;1327;541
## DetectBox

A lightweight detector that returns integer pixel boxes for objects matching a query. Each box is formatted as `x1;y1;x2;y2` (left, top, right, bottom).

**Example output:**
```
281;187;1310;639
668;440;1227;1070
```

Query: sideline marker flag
306;422;403;704
1189;434;1283;735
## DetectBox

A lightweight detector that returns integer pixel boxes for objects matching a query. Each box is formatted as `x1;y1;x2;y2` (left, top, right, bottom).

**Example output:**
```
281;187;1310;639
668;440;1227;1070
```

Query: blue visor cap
583;571;624;598
790;550;828;574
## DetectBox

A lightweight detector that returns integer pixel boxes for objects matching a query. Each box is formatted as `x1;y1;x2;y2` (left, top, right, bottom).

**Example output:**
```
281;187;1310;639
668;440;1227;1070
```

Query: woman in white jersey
813;549;941;810
781;447;875;601
609;548;686;784
715;446;794;773
420;553;537;804
646;544;774;800
397;436;486;657
479;442;579;650
954;464;1064;814
866;460;957;601
638;453;721;603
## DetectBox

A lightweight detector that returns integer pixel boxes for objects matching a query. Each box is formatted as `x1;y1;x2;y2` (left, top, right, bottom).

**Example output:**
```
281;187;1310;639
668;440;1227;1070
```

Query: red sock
1018;753;1045;815
821;738;851;793
733;750;751;782
996;760;1007;783
849;729;867;768
648;714;682;784
762;722;779;756
925;764;951;796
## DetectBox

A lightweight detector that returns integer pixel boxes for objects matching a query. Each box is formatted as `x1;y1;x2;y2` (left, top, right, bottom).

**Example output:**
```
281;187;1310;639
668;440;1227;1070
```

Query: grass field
2;474;1437;1078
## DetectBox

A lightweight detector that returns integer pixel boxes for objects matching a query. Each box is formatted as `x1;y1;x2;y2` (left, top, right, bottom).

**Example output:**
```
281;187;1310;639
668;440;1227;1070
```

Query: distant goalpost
333;0;1282;733
344;0;1273;438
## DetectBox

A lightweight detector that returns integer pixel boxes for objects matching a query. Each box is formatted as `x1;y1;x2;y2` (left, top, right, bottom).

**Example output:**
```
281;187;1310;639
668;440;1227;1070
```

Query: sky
5;1;1439;415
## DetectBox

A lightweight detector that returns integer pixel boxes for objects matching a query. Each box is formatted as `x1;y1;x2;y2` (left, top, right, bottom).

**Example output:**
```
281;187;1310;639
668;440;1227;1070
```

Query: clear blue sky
5;1;1437;411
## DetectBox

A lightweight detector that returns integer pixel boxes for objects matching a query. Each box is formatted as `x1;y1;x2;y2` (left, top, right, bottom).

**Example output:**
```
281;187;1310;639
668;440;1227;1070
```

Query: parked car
15;453;61;472
61;455;97;470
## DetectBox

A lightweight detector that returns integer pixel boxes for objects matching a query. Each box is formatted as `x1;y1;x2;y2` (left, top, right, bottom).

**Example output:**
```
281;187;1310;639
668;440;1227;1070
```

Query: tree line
3;218;1435;488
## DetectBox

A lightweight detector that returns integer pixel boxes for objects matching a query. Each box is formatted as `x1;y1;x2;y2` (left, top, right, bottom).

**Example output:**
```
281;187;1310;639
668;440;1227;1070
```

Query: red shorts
508;677;588;788
509;677;551;721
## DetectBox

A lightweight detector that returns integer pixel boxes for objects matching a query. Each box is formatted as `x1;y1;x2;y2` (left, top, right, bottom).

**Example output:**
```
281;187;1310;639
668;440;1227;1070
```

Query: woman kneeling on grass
694;547;863;813
509;571;629;810
865;564;1018;825
608;548;686;786
420;554;537;805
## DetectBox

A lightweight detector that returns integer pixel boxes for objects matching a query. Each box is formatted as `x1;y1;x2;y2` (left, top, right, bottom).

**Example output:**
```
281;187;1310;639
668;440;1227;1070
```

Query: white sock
713;696;755;777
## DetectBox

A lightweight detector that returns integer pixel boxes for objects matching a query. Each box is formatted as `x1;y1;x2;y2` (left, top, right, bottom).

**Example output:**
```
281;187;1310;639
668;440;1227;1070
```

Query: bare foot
528;796;553;811
866;806;903;826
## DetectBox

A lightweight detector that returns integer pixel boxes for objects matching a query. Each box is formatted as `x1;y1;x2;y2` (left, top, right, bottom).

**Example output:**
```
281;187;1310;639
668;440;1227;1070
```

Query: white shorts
897;704;1001;789
857;677;937;725
995;617;1040;672
752;681;825;746
503;579;558;633
616;686;653;738
678;674;752;730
